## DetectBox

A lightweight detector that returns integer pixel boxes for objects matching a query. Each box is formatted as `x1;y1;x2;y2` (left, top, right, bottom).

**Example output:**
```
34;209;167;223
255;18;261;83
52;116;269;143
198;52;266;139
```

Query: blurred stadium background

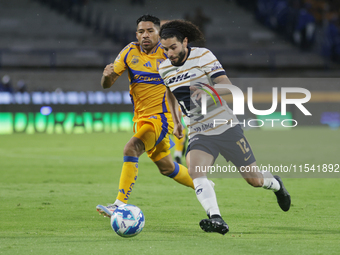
0;0;339;134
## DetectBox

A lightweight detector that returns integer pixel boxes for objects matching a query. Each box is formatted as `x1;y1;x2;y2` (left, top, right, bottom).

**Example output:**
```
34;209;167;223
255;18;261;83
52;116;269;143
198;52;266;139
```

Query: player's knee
123;143;135;156
245;178;263;187
123;139;144;157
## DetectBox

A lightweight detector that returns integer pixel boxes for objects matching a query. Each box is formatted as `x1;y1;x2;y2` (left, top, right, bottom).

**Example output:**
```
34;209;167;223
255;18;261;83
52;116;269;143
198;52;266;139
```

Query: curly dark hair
136;14;160;27
160;20;205;43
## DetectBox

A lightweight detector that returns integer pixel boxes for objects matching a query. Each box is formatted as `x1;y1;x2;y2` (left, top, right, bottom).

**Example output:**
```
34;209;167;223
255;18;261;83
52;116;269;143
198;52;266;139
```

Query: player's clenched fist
101;64;119;89
103;64;115;77
173;123;184;140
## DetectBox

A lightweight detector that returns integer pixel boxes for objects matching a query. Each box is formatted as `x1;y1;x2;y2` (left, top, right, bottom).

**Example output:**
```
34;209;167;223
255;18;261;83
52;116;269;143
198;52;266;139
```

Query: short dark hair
160;20;204;43
136;14;160;27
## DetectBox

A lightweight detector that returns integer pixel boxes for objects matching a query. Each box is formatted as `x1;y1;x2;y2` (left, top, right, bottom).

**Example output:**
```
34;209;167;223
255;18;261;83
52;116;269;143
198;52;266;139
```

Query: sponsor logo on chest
168;72;195;85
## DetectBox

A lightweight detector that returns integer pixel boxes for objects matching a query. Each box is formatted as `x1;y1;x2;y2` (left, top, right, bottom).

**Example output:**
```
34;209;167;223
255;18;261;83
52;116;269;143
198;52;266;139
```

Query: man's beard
171;48;186;66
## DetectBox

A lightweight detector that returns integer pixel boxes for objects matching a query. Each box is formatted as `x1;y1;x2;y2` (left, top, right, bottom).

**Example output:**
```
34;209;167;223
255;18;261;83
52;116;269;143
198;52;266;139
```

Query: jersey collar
141;41;161;55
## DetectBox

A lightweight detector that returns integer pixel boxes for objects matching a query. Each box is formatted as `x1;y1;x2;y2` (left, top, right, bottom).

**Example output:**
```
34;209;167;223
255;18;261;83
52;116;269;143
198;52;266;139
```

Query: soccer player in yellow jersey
96;15;194;218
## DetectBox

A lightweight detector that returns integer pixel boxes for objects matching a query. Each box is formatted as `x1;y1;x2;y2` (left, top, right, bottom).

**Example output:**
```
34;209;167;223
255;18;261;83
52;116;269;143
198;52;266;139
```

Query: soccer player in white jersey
158;20;291;235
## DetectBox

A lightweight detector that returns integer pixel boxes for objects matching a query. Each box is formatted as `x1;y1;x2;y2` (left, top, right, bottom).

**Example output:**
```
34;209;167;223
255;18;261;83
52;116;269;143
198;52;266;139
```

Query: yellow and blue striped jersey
113;41;169;121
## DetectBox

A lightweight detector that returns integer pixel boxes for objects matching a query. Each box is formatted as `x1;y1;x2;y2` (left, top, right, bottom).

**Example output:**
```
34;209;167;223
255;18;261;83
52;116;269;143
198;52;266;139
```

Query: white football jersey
159;47;238;137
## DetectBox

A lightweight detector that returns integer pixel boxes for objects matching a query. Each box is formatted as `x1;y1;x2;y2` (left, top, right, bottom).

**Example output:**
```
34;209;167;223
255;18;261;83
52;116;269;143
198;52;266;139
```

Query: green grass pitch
1;127;339;255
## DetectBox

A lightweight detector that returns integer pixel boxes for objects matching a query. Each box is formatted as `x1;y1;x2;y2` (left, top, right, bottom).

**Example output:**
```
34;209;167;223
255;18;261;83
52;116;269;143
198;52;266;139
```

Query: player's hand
173;123;184;140
190;85;205;101
103;64;115;77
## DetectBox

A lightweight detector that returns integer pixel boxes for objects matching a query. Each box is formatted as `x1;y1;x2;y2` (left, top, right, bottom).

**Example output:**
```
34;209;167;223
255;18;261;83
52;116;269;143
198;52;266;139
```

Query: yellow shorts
133;113;174;162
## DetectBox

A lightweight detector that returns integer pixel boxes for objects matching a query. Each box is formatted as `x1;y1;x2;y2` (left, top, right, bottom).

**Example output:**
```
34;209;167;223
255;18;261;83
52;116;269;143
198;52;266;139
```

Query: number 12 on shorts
236;138;250;154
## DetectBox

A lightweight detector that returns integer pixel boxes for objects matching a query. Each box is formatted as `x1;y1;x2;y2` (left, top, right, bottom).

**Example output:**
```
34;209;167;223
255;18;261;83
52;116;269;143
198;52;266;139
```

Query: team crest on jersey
156;59;164;71
131;55;140;65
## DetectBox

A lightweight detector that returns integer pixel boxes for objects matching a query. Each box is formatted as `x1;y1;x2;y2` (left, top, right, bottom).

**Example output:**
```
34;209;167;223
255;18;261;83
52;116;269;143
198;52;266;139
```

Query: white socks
192;172;280;218
193;177;221;217
261;171;280;192
114;199;125;206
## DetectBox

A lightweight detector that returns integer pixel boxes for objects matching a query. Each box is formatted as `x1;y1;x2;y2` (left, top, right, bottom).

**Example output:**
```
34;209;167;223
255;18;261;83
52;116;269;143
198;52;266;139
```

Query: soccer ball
110;204;145;238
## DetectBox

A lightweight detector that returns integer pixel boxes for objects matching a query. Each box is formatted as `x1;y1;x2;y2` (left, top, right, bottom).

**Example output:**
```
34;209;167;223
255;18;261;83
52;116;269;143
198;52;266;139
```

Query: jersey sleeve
199;49;226;80
158;63;168;87
113;44;131;76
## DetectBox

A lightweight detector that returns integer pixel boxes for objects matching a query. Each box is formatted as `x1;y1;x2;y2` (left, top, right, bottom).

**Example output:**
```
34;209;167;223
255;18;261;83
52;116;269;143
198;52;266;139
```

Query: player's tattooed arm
212;75;231;85
101;63;120;89
190;74;233;100
211;75;232;96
